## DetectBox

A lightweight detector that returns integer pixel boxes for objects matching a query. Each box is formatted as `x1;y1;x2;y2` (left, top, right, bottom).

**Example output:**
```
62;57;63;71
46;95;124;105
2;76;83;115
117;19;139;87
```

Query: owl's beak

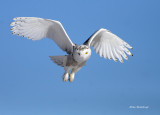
78;53;80;56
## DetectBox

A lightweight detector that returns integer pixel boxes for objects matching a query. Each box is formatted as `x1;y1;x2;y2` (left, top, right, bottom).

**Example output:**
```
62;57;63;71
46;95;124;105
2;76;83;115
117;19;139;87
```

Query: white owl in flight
10;17;133;82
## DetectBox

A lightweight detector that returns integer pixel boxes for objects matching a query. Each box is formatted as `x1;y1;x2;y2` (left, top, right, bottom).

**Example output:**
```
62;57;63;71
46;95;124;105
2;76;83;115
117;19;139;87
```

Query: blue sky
0;0;160;115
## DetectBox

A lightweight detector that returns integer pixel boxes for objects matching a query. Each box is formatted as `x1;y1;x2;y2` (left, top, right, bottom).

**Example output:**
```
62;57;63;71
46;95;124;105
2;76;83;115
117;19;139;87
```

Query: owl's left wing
84;28;133;63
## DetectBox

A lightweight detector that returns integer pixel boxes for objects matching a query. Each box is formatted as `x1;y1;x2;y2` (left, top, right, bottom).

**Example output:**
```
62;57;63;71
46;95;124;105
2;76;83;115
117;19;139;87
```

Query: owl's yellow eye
85;52;88;54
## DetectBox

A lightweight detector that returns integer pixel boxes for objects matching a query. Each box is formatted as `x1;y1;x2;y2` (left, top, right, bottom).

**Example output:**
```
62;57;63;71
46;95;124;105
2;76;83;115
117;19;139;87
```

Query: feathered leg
63;66;71;82
69;66;82;82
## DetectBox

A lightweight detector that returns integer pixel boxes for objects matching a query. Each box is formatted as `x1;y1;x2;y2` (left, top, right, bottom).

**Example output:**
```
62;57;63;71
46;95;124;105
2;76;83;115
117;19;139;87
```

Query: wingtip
10;22;17;26
10;28;13;31
126;57;128;60
13;17;18;20
120;59;124;63
10;22;14;26
13;17;22;20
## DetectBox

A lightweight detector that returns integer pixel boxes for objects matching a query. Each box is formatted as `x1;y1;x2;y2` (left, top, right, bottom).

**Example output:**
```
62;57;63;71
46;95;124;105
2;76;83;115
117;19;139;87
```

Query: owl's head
73;45;91;62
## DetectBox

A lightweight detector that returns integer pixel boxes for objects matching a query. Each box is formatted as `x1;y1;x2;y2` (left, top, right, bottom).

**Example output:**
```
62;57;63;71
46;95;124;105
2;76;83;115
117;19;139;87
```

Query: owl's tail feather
49;55;67;67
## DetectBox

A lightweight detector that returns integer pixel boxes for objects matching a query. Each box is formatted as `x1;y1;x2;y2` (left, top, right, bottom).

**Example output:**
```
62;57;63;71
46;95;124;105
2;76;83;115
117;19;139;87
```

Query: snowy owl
10;17;133;82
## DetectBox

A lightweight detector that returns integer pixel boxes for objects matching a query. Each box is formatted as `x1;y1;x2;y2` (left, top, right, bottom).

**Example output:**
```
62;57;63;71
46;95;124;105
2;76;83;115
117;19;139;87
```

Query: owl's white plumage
84;28;133;63
73;45;91;63
10;17;133;82
10;17;74;54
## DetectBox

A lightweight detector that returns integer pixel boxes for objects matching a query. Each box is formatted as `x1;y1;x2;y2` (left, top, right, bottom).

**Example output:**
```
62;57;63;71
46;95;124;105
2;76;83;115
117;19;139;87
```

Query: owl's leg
69;66;82;82
63;66;71;82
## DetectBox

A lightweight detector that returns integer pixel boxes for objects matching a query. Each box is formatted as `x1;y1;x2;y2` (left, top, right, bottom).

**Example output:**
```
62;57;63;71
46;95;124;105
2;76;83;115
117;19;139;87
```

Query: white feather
85;28;133;63
10;17;74;54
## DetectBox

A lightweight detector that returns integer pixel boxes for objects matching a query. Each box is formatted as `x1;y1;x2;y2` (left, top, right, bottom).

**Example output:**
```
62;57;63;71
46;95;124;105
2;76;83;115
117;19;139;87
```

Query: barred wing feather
10;17;74;54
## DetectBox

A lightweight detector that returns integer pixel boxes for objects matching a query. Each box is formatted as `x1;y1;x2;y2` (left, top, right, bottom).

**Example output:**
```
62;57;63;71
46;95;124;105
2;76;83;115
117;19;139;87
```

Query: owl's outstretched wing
84;28;133;63
10;17;75;54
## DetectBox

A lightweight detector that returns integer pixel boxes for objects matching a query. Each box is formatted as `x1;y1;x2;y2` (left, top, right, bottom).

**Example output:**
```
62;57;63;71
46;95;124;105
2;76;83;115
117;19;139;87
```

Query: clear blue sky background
0;0;160;115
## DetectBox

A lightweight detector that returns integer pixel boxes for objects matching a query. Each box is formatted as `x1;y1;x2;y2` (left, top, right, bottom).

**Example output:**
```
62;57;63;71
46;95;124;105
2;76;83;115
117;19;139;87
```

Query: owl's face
73;45;91;63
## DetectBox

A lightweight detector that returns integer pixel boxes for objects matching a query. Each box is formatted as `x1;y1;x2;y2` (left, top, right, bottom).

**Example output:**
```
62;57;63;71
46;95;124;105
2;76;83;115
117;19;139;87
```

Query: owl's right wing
10;17;75;54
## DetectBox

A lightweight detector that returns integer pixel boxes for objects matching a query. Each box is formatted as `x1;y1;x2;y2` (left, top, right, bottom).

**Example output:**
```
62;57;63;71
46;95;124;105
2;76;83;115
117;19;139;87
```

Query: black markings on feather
106;29;111;33
75;45;89;51
83;29;99;45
